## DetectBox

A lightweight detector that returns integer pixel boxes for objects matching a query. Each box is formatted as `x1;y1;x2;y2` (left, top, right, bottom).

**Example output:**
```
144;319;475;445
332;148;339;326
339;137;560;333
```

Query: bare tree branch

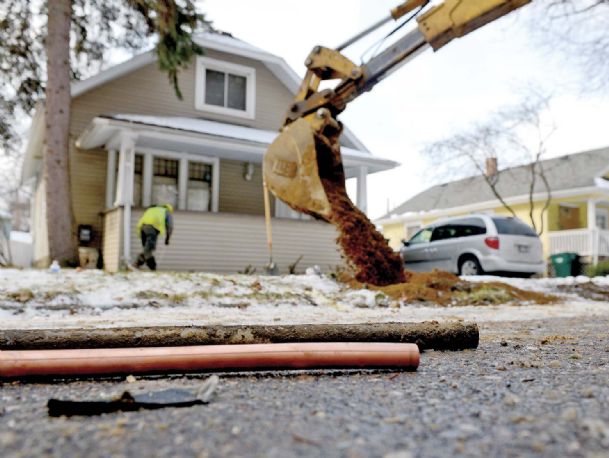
423;90;555;235
532;0;609;92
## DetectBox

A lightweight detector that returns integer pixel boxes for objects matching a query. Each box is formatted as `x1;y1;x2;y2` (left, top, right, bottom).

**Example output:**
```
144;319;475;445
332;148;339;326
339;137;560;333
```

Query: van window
408;227;432;244
492;217;537;237
452;218;487;237
431;225;459;242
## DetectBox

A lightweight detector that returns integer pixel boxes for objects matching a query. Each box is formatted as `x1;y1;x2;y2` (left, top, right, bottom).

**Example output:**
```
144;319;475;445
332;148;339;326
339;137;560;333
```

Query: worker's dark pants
136;224;159;270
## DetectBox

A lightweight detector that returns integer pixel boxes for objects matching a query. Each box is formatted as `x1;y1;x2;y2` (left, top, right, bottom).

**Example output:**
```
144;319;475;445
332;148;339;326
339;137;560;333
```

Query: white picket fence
548;228;609;263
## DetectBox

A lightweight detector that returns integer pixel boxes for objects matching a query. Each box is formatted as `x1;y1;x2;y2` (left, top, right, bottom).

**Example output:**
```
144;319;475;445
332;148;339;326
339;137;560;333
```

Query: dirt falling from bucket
305;132;406;286
322;180;406;286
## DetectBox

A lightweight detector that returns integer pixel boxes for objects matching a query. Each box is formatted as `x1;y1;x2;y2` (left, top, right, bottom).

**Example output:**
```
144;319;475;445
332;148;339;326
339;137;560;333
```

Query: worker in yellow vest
134;204;174;270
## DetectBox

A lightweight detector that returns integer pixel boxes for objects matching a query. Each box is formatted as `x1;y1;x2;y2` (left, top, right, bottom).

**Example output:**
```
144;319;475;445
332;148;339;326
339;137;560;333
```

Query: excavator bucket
263;115;406;286
263;118;333;220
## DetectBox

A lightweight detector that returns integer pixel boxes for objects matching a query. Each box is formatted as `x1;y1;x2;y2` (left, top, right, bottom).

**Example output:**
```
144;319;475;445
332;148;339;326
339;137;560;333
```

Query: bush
585;260;609;277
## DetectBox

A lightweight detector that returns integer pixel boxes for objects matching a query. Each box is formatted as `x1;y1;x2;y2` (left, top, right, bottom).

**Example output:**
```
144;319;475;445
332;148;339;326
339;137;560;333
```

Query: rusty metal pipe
0;342;420;379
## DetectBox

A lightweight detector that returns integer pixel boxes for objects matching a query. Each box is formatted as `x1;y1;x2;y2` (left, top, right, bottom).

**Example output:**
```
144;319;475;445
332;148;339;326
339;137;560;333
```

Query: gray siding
67;49;297;242
129;210;343;274
70;49;295;136
218;159;275;215
69;145;107;247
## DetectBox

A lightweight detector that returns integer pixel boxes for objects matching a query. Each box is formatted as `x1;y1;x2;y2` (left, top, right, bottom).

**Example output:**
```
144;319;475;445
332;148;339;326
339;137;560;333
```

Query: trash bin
550;252;580;277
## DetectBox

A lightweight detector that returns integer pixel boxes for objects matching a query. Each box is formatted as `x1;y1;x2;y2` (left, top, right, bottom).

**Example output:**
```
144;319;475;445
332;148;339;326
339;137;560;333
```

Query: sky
200;0;609;218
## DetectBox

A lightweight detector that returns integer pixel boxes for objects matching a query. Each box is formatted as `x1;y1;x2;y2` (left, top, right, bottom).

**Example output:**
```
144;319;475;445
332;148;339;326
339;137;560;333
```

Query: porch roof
75;114;399;177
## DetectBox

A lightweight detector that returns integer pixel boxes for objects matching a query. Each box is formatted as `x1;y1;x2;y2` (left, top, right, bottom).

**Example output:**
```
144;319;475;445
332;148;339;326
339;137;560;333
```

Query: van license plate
517;244;530;253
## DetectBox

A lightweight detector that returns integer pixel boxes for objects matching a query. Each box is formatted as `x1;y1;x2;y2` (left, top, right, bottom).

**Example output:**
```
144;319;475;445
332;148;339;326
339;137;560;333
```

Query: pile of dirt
338;270;556;306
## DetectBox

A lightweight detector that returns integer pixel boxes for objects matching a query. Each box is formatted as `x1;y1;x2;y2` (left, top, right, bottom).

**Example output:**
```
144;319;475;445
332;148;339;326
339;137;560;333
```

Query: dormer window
195;56;256;119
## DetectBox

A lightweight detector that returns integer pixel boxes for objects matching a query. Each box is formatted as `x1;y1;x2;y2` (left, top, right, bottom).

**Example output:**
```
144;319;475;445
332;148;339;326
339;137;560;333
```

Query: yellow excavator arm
263;0;530;220
417;0;530;49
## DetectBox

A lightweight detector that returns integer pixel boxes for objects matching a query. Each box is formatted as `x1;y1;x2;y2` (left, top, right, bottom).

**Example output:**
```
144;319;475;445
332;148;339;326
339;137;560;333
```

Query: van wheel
459;256;483;276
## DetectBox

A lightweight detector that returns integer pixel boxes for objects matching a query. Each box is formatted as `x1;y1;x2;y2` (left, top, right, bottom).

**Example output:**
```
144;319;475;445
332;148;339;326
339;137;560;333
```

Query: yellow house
377;147;609;265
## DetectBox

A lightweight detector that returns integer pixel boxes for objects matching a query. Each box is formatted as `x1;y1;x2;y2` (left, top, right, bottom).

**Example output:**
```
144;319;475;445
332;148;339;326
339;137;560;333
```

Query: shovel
263;180;279;275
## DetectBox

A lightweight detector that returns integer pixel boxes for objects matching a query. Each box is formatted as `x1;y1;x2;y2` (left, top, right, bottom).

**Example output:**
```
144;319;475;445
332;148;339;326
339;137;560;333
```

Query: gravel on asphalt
1;315;609;457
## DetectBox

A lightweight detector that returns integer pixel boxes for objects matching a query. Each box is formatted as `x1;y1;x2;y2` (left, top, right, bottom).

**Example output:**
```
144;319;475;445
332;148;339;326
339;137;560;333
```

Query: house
21;30;397;273
377;147;609;265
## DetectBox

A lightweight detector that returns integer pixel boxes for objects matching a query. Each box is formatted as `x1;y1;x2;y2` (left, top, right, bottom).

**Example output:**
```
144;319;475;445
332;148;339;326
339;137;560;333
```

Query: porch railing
548;228;609;263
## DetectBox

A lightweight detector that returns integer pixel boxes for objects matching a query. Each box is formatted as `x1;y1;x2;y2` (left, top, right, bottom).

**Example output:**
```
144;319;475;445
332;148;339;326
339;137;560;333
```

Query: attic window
195;56;256;119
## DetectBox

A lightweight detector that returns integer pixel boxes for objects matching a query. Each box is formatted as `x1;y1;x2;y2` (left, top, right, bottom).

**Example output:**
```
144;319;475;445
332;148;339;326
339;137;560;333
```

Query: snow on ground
0;269;608;330
462;274;609;293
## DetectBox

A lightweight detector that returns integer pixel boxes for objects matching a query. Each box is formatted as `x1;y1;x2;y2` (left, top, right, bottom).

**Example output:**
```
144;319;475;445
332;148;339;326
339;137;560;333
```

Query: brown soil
324;182;405;286
337;270;556;306
312;133;405;286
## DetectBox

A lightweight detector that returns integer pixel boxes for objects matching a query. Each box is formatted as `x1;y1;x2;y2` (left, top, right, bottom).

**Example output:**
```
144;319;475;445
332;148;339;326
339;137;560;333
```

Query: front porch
77;115;397;273
548;228;609;265
548;198;609;264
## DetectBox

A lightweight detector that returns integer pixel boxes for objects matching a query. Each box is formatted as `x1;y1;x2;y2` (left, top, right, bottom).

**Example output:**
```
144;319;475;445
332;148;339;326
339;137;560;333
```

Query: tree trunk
44;0;76;265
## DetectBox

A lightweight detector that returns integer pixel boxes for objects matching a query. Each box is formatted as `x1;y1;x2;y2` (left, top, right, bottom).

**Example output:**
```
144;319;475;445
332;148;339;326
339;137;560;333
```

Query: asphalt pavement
1;315;609;458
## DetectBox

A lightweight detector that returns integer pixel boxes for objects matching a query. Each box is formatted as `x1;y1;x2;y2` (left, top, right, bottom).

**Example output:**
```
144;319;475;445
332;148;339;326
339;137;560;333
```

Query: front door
559;205;580;230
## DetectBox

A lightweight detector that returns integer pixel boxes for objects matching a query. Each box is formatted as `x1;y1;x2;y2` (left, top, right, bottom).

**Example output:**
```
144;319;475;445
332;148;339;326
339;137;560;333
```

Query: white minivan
401;214;545;276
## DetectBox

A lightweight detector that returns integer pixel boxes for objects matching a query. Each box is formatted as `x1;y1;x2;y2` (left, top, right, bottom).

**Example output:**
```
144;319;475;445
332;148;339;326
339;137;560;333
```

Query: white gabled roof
70;32;284;98
70;31;370;153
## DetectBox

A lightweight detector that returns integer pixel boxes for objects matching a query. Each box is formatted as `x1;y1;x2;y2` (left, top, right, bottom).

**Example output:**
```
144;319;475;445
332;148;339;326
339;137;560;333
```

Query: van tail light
484;237;500;250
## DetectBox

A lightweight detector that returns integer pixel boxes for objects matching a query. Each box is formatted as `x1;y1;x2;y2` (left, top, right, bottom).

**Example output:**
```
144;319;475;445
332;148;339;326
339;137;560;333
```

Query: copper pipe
0;342;419;378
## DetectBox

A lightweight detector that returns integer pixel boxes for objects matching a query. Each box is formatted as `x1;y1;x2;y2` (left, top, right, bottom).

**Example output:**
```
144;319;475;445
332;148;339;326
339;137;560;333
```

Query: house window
195;57;256;119
596;209;609;230
187;161;212;211
133;154;143;207
152;157;179;209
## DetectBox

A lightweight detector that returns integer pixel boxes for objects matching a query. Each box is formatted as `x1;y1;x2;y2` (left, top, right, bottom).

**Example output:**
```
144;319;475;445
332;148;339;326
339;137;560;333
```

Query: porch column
116;132;137;266
178;157;188;210
142;153;153;208
588;199;598;265
105;149;116;209
356;166;368;215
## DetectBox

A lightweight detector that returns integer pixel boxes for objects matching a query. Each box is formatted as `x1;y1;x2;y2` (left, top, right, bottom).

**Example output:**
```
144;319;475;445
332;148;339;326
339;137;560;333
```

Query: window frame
150;156;180;210
596;208;609;230
136;148;220;213
195;56;256;119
